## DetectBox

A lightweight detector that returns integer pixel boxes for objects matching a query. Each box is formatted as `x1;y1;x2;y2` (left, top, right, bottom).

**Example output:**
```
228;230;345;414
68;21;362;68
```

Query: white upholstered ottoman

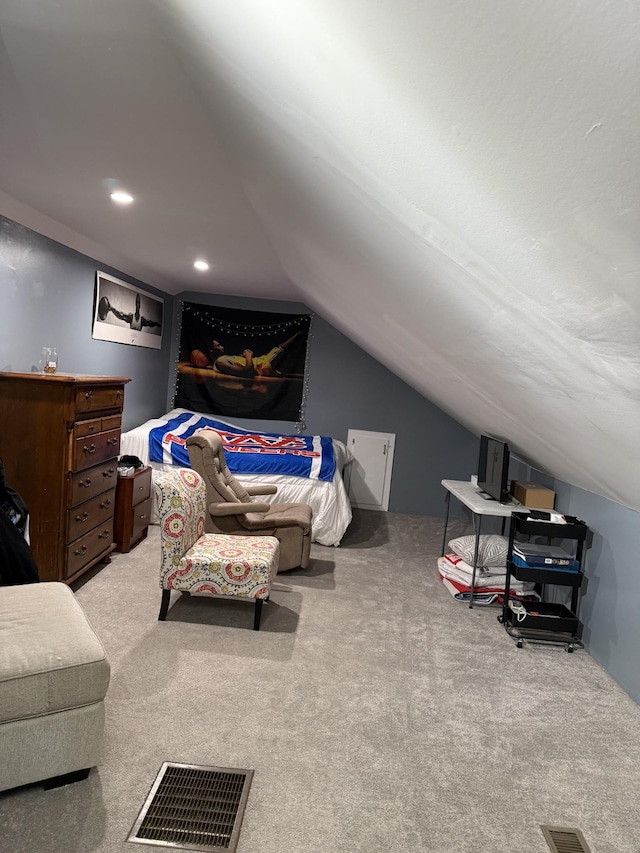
0;582;110;792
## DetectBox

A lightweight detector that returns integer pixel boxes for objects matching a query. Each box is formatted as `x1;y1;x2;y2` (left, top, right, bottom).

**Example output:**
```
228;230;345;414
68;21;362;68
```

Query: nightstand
114;466;152;553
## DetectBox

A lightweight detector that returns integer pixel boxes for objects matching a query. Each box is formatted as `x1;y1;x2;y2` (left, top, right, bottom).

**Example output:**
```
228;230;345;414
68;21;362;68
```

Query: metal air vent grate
541;825;592;853
127;762;253;852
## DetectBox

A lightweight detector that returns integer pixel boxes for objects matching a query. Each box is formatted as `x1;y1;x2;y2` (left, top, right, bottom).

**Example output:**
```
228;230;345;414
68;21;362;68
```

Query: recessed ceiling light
193;259;210;271
110;191;134;205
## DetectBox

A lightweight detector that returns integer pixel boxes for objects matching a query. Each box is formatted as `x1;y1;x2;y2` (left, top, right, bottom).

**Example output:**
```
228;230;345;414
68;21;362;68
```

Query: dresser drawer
74;385;125;415
65;519;114;580
72;428;121;472
74;414;122;439
130;466;152;507
68;460;118;506
101;414;122;432
66;488;116;542
131;496;152;542
74;417;102;439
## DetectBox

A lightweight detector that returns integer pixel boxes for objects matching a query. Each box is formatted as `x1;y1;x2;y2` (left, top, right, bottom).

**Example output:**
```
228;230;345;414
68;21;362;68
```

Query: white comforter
120;409;352;546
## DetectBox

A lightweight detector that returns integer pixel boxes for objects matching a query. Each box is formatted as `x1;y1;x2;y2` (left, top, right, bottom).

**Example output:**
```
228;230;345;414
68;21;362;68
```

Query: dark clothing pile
0;458;39;585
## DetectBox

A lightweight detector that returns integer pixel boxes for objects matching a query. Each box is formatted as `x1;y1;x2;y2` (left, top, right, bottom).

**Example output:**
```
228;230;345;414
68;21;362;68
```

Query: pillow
447;534;509;567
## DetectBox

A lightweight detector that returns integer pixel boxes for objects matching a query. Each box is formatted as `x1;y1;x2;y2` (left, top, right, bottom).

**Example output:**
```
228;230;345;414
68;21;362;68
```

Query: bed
119;408;353;547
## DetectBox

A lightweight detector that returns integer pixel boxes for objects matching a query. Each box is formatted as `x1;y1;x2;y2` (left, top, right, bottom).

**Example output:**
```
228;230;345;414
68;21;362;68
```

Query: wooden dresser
0;372;130;583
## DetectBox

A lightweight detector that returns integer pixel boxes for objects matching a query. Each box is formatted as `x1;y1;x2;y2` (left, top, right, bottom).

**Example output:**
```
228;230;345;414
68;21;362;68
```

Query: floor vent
541;825;592;853
127;762;253;852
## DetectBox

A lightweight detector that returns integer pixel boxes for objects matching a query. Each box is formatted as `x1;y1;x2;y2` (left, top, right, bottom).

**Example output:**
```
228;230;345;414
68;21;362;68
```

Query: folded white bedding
438;555;535;595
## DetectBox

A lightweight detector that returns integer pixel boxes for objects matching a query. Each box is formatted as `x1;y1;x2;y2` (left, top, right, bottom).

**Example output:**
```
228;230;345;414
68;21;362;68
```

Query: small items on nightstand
118;454;143;474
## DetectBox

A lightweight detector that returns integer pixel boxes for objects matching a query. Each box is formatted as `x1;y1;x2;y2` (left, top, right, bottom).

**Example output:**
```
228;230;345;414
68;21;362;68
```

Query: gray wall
0;217;173;430
172;293;478;517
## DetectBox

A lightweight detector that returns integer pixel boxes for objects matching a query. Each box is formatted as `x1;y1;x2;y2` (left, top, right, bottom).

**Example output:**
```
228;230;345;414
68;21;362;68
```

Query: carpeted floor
1;509;639;853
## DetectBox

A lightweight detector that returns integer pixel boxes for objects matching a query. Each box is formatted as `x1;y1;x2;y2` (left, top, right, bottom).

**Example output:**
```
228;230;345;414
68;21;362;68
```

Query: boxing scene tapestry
174;303;312;422
92;271;164;349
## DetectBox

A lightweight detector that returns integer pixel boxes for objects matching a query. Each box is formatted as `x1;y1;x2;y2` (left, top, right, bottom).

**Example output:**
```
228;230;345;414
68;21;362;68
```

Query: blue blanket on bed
148;412;336;481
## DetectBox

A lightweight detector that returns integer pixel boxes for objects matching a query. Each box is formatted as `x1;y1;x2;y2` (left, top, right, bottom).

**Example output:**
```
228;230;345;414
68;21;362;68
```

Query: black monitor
477;434;511;503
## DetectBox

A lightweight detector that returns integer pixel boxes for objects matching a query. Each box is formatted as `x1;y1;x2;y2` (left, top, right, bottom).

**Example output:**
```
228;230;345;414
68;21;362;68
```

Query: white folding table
440;479;532;608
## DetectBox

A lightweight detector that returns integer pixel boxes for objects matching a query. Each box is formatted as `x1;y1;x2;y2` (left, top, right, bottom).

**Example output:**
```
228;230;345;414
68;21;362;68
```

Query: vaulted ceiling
1;0;638;511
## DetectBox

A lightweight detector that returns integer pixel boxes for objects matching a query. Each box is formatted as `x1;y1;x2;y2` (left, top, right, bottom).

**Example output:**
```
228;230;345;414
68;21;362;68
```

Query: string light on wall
297;313;315;433
182;303;307;337
171;300;184;409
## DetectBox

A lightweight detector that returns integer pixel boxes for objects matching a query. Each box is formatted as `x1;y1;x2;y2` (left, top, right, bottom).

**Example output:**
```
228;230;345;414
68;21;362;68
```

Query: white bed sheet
120;409;352;547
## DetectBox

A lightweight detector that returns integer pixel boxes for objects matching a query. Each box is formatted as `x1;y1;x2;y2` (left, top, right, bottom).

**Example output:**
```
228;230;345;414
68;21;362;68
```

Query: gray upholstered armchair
185;430;313;572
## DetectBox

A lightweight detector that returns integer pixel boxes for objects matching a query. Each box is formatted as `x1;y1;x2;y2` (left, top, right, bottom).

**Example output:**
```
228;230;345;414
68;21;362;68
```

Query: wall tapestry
92;271;164;349
174;303;311;422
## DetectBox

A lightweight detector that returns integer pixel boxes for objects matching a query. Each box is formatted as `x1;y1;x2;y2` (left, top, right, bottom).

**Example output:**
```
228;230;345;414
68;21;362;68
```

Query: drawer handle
138;485;146;491
100;498;112;508
84;443;97;454
85;390;93;401
116;390;123;400
97;529;111;539
74;545;87;556
75;511;90;523
103;468;116;478
107;437;119;446
79;477;92;488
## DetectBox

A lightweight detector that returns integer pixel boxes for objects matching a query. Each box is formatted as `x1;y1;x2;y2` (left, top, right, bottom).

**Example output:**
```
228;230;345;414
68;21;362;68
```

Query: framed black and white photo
92;271;164;349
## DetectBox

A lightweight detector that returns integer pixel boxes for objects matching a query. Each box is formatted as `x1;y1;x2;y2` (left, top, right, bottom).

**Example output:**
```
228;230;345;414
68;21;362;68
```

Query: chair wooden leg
158;589;171;621
253;598;264;631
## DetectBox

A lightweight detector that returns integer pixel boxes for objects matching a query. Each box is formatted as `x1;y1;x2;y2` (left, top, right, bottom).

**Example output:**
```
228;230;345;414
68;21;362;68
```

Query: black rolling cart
498;512;589;652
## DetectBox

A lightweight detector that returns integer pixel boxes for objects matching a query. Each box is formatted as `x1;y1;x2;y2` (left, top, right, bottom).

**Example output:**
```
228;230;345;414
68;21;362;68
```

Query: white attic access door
345;430;395;512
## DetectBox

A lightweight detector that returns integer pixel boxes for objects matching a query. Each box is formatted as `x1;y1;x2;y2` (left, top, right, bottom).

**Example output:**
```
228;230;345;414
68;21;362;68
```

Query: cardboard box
511;480;555;509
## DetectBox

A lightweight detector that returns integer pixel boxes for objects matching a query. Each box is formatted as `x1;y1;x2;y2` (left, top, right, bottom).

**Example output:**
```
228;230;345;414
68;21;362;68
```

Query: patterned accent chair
185;429;313;573
154;468;279;631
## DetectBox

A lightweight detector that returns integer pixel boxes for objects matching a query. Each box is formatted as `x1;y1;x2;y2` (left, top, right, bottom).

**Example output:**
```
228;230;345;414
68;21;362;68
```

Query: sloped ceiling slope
0;1;638;510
